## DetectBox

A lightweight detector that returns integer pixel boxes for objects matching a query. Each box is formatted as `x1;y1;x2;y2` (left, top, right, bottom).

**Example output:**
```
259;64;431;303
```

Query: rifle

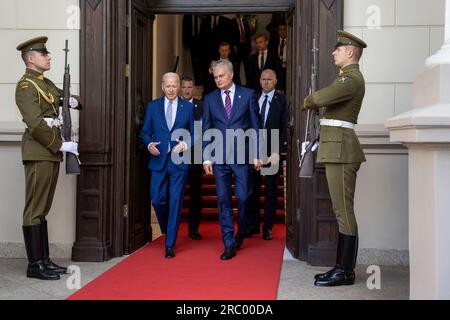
299;38;320;178
62;40;81;175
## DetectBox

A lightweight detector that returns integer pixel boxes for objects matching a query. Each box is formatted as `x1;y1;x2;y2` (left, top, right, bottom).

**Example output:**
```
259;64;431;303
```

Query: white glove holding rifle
60;141;79;156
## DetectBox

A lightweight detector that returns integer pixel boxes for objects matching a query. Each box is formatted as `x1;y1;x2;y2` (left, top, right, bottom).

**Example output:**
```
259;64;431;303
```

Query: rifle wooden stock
62;40;80;175
299;141;315;178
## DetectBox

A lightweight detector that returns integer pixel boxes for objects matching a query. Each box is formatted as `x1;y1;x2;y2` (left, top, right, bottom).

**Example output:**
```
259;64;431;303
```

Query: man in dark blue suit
140;72;195;258
203;60;261;260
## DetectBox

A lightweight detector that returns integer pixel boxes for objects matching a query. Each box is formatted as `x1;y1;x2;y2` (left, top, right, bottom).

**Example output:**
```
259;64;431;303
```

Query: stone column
386;2;450;299
426;0;450;67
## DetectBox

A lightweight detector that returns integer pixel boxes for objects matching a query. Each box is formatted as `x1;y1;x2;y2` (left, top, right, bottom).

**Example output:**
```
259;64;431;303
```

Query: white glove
60;142;79;155
69;97;79;109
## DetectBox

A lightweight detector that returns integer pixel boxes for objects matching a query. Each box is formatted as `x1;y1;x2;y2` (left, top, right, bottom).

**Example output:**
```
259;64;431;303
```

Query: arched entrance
73;0;343;266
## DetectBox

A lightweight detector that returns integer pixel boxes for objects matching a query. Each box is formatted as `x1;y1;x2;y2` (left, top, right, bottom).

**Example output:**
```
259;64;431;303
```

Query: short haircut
161;72;180;85
346;45;363;61
181;76;194;84
21;51;33;64
261;68;277;79
254;33;269;42
211;59;234;74
218;42;231;48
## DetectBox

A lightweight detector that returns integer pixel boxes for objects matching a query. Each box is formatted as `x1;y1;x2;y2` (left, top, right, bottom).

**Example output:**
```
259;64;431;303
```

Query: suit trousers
249;167;280;231
150;157;188;247
23;161;60;226
214;164;251;248
187;164;203;233
325;162;361;236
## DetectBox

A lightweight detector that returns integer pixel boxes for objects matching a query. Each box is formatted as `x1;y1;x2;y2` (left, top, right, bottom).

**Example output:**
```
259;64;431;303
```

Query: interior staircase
182;165;286;222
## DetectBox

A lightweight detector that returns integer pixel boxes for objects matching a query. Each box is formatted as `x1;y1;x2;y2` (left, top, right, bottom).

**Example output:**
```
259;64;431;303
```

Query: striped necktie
224;90;232;119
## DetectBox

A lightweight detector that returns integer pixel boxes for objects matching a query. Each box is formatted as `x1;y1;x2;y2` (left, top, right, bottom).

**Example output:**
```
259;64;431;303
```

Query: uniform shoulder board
18;79;30;91
337;75;350;84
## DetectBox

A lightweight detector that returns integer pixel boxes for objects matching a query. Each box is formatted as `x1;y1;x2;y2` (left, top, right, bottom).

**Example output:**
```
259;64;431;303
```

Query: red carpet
68;222;286;300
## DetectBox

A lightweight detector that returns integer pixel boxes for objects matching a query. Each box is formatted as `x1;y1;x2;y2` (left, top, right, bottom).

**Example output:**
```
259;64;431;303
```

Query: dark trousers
150;157;188;247
249;167;280;231
214;164;251;248
187;164;203;233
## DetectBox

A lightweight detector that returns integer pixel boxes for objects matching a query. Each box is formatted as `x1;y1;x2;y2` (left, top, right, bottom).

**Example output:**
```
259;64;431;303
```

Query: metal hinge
123;204;129;218
126;14;131;28
125;64;130;78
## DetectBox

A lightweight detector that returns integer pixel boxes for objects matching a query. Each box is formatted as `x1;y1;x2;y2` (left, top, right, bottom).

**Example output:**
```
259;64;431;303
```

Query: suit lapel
265;93;278;128
230;86;242;121
215;89;229;121
157;97;171;132
171;98;183;131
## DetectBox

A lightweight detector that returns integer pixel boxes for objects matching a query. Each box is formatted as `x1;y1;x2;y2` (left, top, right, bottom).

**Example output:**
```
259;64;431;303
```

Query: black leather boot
314;233;358;287
23;225;60;280
41;221;68;274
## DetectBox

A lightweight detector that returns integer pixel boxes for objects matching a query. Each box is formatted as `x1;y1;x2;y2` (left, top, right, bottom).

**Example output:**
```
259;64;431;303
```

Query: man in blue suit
203;60;261;260
140;72;195;258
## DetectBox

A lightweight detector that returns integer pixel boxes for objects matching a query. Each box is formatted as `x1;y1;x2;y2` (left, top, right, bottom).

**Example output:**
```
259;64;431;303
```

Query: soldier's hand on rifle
303;95;314;109
69;97;79;109
60;142;79;156
148;142;161;156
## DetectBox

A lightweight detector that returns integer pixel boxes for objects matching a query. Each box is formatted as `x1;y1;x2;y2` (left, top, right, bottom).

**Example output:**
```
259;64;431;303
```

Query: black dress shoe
262;228;273;240
314;266;340;280
43;258;68;274
165;247;175;258
27;260;60;280
234;234;244;250
314;266;355;287
188;231;202;240
243;225;260;238
220;247;236;260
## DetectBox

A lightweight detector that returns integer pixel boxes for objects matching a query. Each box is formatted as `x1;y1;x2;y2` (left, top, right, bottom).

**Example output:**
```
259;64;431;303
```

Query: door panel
125;0;154;253
286;0;343;266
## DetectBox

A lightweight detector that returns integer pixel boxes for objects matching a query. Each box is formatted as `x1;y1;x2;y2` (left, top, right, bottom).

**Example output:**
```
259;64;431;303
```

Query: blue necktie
166;100;173;130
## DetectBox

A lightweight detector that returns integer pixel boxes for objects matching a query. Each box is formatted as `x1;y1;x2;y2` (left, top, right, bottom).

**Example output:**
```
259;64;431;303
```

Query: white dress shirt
220;83;236;108
258;89;275;126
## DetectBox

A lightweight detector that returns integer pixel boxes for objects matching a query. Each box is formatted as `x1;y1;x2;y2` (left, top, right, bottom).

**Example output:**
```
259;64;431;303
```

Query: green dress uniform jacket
15;68;63;162
304;64;366;164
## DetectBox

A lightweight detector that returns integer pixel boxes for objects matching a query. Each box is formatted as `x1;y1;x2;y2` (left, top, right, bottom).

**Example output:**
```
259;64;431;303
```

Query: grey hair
211;59;234;74
161;72;180;85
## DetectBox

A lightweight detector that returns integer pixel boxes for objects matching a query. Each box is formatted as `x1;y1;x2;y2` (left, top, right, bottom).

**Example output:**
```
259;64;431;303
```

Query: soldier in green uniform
15;36;81;280
304;30;367;287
